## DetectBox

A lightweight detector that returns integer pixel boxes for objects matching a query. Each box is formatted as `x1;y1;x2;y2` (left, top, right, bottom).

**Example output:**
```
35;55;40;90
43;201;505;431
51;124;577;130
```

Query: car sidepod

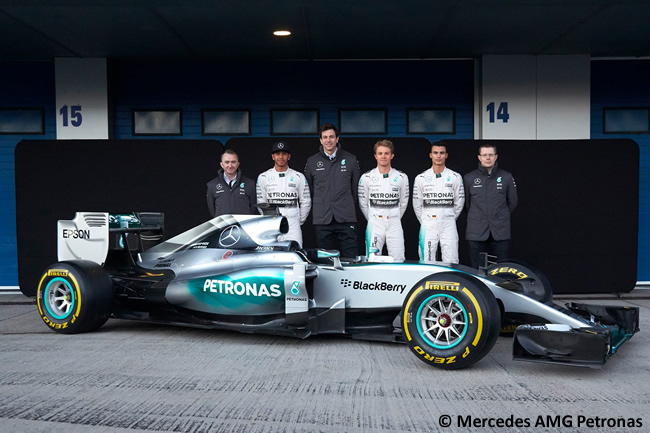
309;262;453;339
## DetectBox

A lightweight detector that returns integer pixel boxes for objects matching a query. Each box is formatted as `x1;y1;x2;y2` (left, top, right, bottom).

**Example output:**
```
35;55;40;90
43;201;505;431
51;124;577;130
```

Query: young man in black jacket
304;124;361;258
463;144;518;268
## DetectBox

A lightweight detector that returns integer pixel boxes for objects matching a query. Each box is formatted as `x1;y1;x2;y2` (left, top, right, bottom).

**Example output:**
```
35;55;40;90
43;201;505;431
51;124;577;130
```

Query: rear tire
402;272;500;370
37;260;113;334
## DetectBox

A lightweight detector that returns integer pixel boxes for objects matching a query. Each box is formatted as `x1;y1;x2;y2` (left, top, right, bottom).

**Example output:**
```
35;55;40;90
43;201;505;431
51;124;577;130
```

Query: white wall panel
537;55;590;139
55;58;108;139
481;55;537;139
480;55;591;140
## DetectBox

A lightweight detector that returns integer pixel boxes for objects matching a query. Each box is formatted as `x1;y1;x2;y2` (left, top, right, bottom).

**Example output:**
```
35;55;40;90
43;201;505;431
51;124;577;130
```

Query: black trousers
314;222;359;258
467;236;510;269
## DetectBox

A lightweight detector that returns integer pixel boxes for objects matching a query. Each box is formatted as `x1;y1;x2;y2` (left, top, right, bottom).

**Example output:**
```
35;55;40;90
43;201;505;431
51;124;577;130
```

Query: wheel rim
416;294;468;349
44;277;75;320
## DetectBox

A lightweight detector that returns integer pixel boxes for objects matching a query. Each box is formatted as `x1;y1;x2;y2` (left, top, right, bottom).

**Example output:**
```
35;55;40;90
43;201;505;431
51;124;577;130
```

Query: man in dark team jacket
305;124;361;258
463;143;517;268
206;149;257;217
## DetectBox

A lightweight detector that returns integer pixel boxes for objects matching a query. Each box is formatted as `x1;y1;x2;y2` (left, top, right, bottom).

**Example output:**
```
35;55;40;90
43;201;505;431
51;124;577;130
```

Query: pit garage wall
591;59;650;282
3;58;650;287
109;59;475;142
12;57;642;295
0;62;56;288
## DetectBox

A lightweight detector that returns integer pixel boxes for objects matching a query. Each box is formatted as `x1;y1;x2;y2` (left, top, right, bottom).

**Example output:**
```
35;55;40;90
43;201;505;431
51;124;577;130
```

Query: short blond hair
374;139;394;154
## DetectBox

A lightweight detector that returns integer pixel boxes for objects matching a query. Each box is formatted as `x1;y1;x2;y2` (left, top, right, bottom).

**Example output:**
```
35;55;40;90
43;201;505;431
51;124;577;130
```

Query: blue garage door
591;59;650;281
0;62;56;287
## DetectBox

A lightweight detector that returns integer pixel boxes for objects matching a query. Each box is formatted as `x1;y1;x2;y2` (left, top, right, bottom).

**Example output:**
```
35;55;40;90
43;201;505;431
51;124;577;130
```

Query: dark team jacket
206;169;257;217
463;163;517;241
304;145;361;225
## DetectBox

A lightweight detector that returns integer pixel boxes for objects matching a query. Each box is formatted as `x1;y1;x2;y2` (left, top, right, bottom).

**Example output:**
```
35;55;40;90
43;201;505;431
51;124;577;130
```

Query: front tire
485;260;553;303
486;260;554;335
402;272;500;370
37;260;113;334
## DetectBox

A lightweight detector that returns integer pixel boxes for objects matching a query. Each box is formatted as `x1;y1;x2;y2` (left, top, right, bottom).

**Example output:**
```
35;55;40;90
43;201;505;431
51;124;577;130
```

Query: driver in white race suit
256;141;311;247
358;140;409;261
413;141;465;264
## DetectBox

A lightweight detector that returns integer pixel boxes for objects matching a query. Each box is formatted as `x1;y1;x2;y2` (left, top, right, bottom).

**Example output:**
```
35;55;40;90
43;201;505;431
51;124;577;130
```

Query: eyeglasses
479;154;496;158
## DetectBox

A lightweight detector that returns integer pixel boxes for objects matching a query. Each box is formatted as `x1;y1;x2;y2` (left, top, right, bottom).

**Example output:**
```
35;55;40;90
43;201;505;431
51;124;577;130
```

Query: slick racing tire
402;272;500;370
37;260;114;334
486;260;554;335
485;260;553;302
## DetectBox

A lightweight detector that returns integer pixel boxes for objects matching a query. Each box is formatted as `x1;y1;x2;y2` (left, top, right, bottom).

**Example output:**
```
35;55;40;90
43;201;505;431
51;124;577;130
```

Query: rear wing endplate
58;212;110;265
57;212;164;265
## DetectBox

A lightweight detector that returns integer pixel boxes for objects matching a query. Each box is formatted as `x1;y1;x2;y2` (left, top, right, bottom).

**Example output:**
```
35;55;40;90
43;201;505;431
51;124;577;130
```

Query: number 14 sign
486;102;509;123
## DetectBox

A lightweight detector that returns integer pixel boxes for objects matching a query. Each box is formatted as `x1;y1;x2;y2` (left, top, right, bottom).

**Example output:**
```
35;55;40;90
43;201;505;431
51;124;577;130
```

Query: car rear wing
58;212;164;265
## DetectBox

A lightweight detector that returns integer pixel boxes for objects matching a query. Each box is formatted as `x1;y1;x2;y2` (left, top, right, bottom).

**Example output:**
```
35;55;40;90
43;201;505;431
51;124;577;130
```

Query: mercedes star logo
219;225;241;247
474;178;481;185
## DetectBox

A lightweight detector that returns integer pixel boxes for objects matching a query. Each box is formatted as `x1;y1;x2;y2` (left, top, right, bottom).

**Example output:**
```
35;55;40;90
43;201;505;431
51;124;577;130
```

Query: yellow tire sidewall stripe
36;273;48;316
462;287;483;347
403;285;424;341
69;273;82;318
36;269;82;320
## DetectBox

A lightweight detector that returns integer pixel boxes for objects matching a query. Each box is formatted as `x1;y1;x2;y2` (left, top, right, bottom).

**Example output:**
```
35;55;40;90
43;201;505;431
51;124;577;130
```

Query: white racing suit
256;167;311;247
413;167;465;264
358;167;409;261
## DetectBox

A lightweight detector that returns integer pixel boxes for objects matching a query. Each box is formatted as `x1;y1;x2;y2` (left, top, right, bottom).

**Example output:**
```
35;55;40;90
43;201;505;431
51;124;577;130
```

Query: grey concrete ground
1;292;649;433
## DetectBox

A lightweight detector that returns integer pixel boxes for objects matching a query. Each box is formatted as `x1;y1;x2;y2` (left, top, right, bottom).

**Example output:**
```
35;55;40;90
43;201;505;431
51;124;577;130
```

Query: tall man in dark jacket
305;124;361;257
206;149;257;217
463;144;517;268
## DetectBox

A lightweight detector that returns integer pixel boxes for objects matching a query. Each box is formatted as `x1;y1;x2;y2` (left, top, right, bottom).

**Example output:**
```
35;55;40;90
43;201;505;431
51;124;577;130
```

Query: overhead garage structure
1;1;650;292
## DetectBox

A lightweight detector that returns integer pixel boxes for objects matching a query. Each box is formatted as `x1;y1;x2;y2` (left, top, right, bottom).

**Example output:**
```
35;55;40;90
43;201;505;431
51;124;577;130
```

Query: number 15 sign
55;58;109;139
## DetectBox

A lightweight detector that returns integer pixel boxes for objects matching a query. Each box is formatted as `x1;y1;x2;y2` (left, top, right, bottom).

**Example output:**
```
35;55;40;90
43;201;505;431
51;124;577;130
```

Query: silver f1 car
37;212;639;370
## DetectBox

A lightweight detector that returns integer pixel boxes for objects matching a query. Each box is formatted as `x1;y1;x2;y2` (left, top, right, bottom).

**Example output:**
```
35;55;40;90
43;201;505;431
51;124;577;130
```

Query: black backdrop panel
16;138;638;295
228;137;639;294
446;139;638;295
15;139;224;296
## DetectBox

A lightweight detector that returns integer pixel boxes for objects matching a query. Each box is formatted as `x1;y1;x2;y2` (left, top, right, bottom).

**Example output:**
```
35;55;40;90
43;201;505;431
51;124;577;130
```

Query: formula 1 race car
37;212;640;370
